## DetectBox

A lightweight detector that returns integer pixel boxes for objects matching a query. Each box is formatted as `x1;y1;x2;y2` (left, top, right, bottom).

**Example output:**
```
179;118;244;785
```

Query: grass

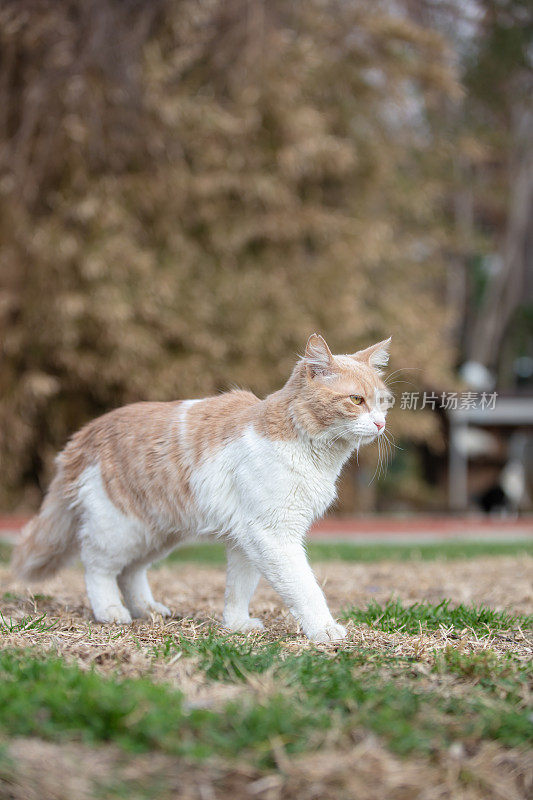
0;541;11;564
1;538;532;568
342;598;533;635
0;541;531;797
434;648;532;705
0;612;57;634
308;539;533;563
161;539;533;566
158;630;283;681
0;630;531;768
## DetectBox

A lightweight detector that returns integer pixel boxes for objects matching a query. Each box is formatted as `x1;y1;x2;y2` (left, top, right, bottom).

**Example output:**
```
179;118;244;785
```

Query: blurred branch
468;107;533;369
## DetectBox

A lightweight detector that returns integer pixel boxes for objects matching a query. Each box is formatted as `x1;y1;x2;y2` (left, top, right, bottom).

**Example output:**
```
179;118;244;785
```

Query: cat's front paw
223;616;265;634
128;601;172;619
149;601;172;618
308;621;347;644
95;605;133;625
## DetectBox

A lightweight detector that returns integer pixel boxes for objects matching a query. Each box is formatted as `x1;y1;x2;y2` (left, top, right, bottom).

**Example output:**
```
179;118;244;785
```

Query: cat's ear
304;333;335;379
353;337;391;372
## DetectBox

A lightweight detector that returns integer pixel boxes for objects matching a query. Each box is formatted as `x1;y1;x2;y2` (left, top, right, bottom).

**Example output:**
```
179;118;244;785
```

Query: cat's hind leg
77;466;139;624
84;568;132;624
223;545;264;633
118;564;171;619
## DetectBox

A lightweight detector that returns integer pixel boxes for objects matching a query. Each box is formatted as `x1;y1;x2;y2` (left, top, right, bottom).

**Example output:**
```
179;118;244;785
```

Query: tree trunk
468;107;533;370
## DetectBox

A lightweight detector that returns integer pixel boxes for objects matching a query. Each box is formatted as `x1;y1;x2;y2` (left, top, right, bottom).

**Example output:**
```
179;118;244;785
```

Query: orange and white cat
13;334;393;642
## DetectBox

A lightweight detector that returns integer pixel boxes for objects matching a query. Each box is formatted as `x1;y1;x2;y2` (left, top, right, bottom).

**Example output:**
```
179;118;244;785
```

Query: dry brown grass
1;556;532;800
1;734;531;800
1;555;532;678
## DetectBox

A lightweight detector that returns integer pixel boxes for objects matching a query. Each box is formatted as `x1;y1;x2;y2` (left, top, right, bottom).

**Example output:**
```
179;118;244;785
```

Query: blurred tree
0;0;460;507
462;0;533;378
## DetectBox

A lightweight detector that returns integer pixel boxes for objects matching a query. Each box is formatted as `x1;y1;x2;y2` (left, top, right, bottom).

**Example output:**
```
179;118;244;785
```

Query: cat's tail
12;470;79;582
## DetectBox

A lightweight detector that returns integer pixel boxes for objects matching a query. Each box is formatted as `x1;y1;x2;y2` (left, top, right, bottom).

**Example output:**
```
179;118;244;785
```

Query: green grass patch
342;598;533;635
1;635;531;767
0;612;57;634
1;537;531;567
0;541;11;564
307;539;533;562
162;539;533;566
434;647;531;704
165;631;283;681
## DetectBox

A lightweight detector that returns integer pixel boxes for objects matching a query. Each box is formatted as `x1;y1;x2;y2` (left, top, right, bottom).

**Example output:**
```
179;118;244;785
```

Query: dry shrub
0;0;459;507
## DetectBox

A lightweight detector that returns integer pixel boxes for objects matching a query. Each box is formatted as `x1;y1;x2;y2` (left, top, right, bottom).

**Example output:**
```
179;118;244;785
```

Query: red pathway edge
313;516;533;534
1;514;532;539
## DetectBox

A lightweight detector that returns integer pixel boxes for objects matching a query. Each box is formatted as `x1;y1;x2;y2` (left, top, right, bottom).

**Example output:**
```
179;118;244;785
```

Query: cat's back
58;391;262;487
59;401;182;483
183;390;260;463
56;392;263;527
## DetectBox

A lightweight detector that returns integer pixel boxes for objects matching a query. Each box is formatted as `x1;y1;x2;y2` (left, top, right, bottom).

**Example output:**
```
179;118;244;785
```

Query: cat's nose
374;421;385;431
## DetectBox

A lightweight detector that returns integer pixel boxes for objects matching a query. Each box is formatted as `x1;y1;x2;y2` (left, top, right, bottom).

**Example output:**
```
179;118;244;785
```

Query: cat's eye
349;395;364;405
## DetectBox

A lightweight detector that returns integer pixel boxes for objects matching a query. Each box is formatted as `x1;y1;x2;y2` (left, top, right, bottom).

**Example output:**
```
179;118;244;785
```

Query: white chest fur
190;426;352;539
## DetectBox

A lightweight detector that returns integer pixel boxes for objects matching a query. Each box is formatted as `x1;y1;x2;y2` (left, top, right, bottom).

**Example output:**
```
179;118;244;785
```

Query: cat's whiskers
385;378;416;393
385;367;421;382
369;437;383;485
383;430;402;451
381;436;390;476
383;437;392;469
384;367;421;392
368;425;399;485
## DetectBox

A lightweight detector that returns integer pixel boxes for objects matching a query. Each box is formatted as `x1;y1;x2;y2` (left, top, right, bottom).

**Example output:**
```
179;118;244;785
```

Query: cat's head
292;333;393;443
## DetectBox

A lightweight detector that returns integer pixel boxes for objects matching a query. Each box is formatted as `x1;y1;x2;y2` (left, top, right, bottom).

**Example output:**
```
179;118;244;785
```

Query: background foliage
0;0;530;509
